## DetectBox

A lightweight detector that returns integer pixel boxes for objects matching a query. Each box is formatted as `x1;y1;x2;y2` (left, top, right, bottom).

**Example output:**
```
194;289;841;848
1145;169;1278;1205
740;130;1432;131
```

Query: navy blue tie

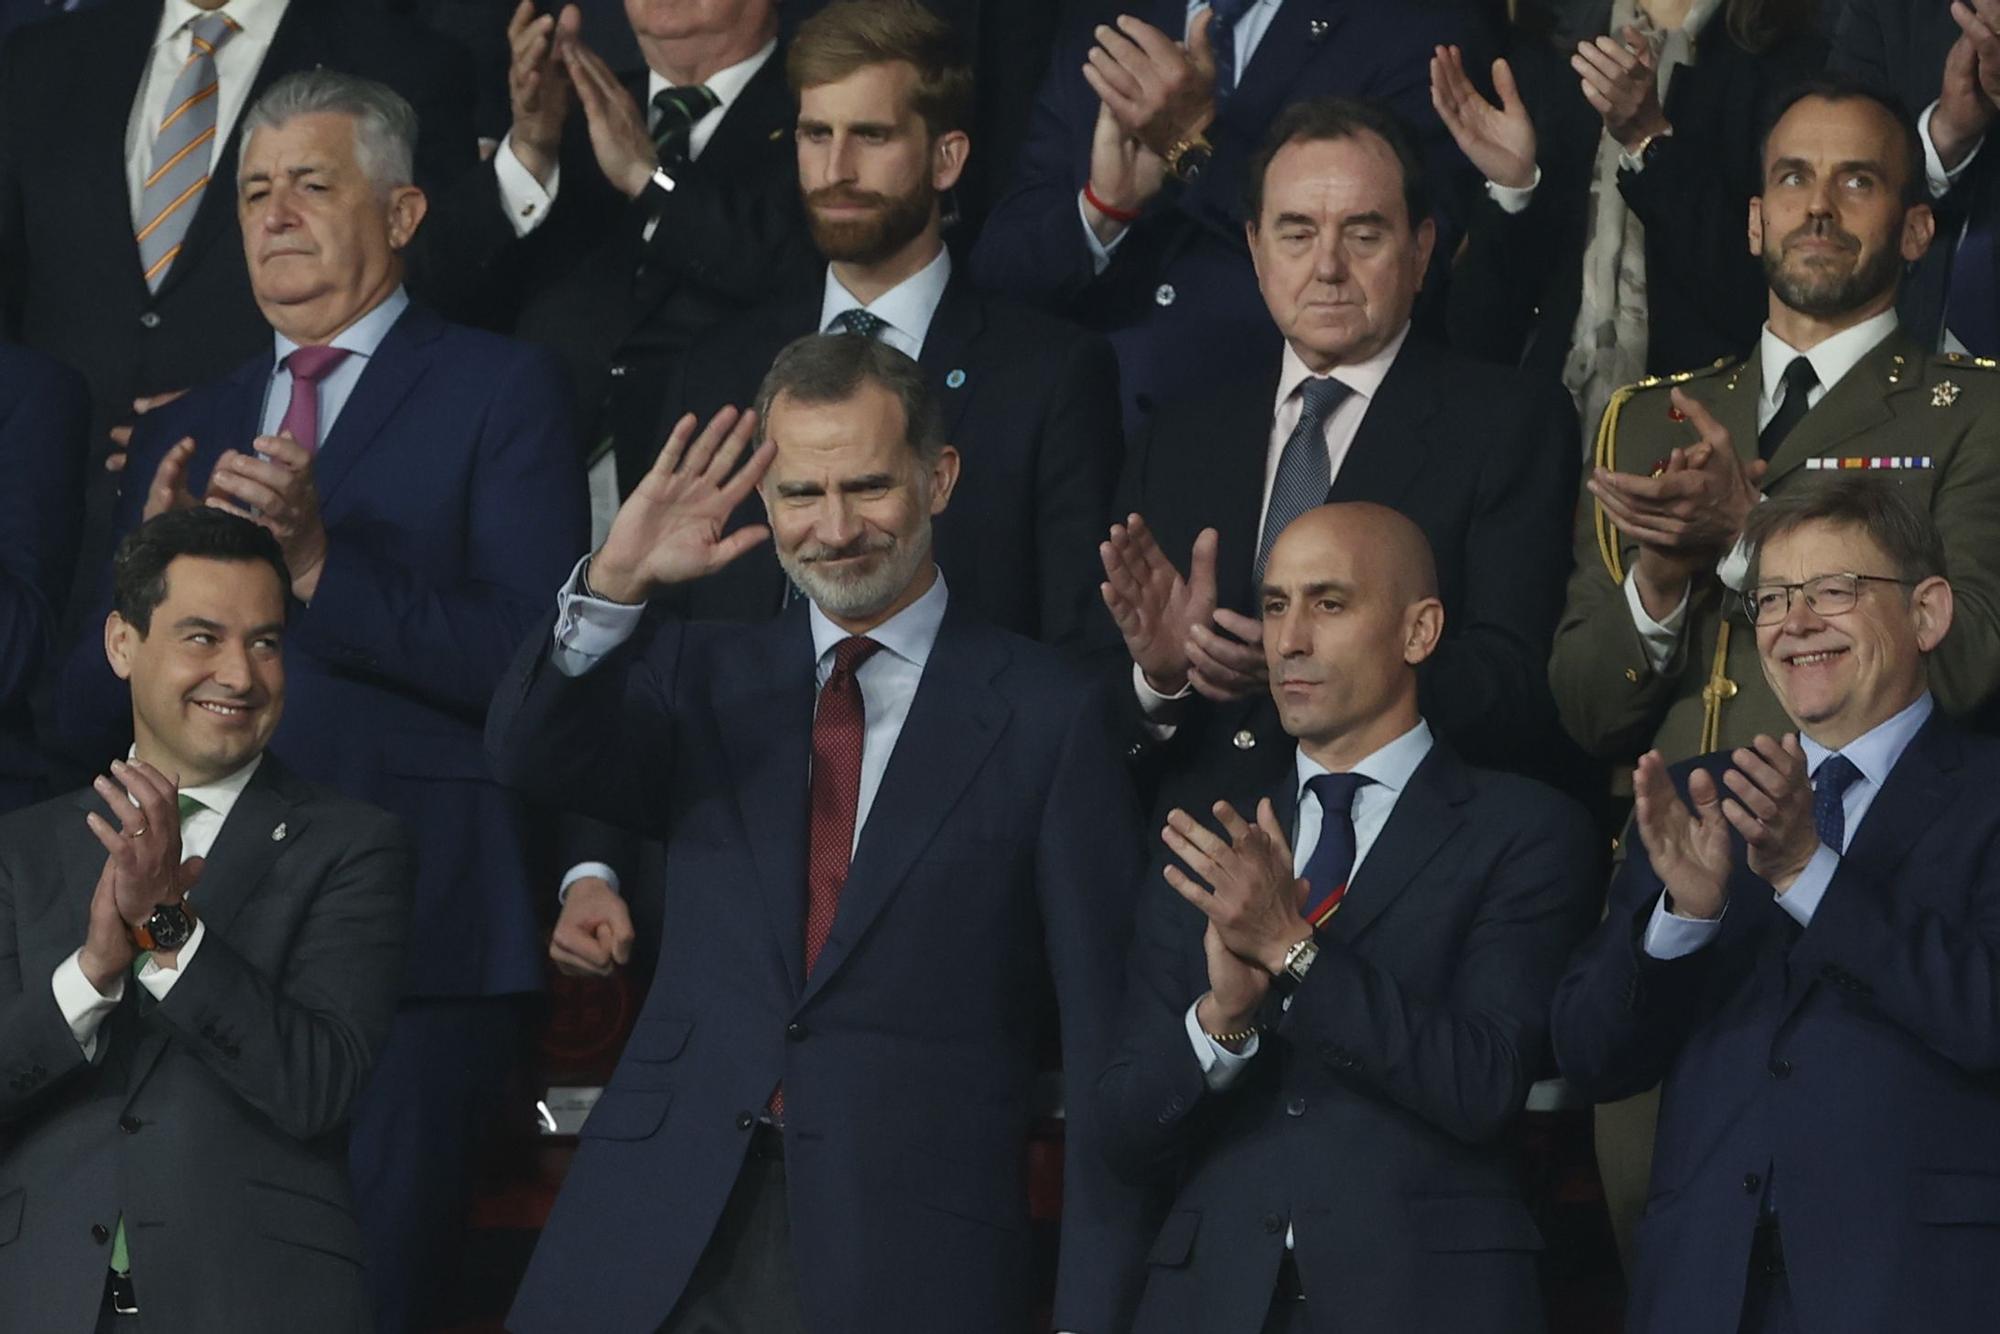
1255;376;1353;581
1299;772;1370;926
1206;0;1256;99
1812;754;1862;853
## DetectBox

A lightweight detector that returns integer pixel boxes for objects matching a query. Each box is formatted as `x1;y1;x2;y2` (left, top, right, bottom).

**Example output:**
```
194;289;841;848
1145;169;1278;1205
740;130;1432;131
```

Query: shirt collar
646;37;777;118
1799;691;1933;791
123;747;265;823
820;246;953;348
807;570;950;672
272;286;408;367
1758;308;1899;412
156;0;286;49
1293;718;1435;801
1275;324;1411;420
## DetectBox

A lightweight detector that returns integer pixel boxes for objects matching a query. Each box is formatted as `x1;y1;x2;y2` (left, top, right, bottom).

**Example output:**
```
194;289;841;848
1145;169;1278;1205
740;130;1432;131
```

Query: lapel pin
768;128;784;141
946;368;966;389
1933;381;1961;408
1308;18;1329;40
1232;729;1256;750
271;822;287;842
1154;283;1177;308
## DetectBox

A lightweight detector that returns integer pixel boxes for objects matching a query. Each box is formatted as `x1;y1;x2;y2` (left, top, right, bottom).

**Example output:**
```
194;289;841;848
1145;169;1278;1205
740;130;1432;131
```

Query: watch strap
130;900;196;953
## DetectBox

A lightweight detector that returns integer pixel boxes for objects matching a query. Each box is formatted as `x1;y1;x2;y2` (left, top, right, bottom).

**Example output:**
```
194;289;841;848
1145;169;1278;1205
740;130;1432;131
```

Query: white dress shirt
124;0;289;226
1080;0;1283;271
257;285;409;446
1134;328;1413;725
818;244;952;362
495;38;778;237
1623;308;1902;670
1644;693;1932;957
50;753;266;1059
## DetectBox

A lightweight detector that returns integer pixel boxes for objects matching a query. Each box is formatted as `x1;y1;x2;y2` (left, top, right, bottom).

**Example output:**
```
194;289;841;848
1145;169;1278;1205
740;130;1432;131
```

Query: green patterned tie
109;792;206;1277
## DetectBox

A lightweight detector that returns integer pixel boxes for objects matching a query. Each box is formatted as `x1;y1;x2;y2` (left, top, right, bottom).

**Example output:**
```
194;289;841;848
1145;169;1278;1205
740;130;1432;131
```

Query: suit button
1263;1213;1284;1235
1154;283;1177;307
118;1115;141;1135
1286;1097;1308;1118
736;1111;754;1131
1768;1058;1792;1080
138;312;161;329
1164;1095;1185;1116
1743;1172;1762;1195
786;1022;807;1041
92;1224;110;1244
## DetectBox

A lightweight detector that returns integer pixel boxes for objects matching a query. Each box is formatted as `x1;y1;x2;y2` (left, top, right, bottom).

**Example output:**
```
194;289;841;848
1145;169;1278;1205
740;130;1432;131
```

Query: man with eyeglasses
1554;474;2000;1334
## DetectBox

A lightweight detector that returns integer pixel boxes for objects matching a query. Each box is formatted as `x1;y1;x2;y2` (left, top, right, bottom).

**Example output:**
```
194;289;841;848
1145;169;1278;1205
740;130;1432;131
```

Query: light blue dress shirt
1643;692;1936;957
257;286;410;447
818;246;952;362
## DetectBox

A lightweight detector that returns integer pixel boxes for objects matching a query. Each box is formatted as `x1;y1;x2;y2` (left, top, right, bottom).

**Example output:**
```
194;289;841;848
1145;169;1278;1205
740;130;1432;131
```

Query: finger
204;495;266;524
1576;39;1631;82
1211;607;1263;645
1687;765;1724;815
651;413;700;479
1668;388;1730;449
1188;623;1263;675
119;758;175;807
719;437;778;510
204;469;285;515
1587;484;1684;546
1188;528;1220;609
106;452;129;474
1115;13;1182;65
1254;797;1294;864
549;935;611;977
1163;862;1221;913
93;771;144;825
1720;797;1768;846
86;811;132;859
1188;665;1246;703
255;431;314;470
1594;32;1641;72
1185;7;1218;76
1211;799;1254;845
677;405;742;480
507;0;536;43
217;449;300;493
701;406;759;484
1165;807;1229;859
609;916;634;964
1721;766;1780;823
710;524;772;567
1493;56;1525;114
1081;64;1144;126
1093;22;1153;75
1577;79;1615;117
1185;632;1259;688
1083;47;1146;107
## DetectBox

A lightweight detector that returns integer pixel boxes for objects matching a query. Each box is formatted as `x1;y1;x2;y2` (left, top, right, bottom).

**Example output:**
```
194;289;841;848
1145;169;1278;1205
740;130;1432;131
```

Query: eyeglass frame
1741;571;1922;626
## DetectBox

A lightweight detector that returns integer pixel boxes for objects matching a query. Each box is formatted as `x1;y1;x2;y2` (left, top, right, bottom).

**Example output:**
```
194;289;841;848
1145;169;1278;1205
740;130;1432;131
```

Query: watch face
144;903;194;951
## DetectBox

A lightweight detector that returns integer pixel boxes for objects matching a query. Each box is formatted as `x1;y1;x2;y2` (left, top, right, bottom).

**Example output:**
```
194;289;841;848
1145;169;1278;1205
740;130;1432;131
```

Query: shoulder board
1934;351;2000;372
1591;357;1741;584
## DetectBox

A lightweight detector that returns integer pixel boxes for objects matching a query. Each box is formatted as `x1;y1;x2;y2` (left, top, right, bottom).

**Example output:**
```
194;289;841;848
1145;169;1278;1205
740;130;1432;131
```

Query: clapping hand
79;760;204;991
1935;2;2000;169
1162;799;1310;974
1719;734;1818;892
1084;11;1217;160
561;31;659;199
1431;46;1537;191
1574;26;1670;154
205;432;330;600
1631;751;1732;920
586;407;774;605
506;0;580;187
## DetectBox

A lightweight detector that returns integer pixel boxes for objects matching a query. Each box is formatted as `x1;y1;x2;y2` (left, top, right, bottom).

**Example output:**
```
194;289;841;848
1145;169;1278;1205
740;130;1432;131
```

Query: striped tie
136;13;239;293
651;84;719;169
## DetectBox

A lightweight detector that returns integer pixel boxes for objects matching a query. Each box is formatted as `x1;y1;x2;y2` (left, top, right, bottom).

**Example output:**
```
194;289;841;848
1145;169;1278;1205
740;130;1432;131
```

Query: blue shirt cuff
1642;891;1725;959
1776;844;1840;929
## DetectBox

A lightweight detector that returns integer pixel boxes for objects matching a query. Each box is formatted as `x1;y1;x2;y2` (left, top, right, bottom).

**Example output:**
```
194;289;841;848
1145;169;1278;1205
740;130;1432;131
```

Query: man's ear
1402;597;1444;666
387;185;428;251
105;612;140;682
927;445;961;516
1901;201;1937;265
1748;196;1764;260
932;130;970;194
1911;574;1954;654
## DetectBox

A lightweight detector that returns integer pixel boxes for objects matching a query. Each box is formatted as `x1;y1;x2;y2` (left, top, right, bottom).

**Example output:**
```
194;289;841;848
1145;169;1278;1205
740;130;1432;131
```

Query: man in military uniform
1549;73;2000;1272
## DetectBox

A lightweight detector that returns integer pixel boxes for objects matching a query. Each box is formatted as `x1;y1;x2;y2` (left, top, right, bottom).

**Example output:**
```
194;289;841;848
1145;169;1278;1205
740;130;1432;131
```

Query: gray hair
240;70;417;193
752;333;945;463
1744;474;1947;588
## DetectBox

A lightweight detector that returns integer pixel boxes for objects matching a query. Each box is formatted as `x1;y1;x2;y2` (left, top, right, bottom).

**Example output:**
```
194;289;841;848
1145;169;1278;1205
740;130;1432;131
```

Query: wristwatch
132;900;196;952
1272;936;1319;996
1165;133;1213;185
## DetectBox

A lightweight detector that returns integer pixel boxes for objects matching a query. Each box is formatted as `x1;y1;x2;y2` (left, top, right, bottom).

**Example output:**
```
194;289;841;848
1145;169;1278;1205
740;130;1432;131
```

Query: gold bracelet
1203;1023;1257;1046
1164;132;1212;179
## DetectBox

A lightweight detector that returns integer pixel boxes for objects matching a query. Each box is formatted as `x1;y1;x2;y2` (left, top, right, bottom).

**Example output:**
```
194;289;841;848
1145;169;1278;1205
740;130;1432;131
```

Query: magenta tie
278;346;352;452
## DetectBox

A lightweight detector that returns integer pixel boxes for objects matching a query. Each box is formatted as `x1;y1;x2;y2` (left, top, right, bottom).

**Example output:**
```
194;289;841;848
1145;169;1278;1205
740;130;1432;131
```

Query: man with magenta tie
56;68;588;1334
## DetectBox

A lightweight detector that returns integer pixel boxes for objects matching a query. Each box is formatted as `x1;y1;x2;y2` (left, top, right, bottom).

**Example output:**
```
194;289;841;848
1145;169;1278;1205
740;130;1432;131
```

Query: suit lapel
916;277;984;446
713;609;818;993
310;303;442;510
1330;337;1440;513
1322;744;1469;946
799;609;1009;1007
698;53;792;163
1204;368;1283;614
1220;0;1345;147
80;0;163;298
1762;330;1919;488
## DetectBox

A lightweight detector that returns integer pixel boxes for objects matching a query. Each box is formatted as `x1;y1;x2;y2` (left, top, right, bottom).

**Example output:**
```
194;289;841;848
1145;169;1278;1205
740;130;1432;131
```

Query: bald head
1262;503;1443;767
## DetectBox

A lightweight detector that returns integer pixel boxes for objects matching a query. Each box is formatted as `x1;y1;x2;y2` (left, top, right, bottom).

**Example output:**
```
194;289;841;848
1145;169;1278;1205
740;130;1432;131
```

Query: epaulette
1592;357;1740;583
1936;352;2000;371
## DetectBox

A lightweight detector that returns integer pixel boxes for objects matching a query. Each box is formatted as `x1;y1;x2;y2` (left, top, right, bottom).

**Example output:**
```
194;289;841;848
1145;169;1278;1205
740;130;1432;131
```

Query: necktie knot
652;84;720;161
1811;753;1862;852
177;792;206;825
285;345;351;385
188;12;240;55
832;308;887;340
1779;355;1819;406
829;635;882;682
1297;374;1353;427
1305;770;1370;818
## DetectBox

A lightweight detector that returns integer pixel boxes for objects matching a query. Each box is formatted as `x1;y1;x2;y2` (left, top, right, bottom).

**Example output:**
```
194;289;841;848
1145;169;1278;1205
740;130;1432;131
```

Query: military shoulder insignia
1591;357;1741;583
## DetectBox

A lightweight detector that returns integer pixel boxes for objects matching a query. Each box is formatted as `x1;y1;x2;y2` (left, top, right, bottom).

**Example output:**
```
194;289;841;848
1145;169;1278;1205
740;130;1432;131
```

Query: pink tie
279;346;352;452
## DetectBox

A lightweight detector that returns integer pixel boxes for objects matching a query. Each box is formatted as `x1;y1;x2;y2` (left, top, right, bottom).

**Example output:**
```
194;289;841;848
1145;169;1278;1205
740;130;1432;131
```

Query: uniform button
1263;1213;1284;1235
138;312;161;329
1768;1058;1792;1079
1154;283;1177;307
1624;667;1641;683
786;1022;808;1041
92;1224;110;1244
1286;1097;1308;1118
118;1115;141;1135
1743;1172;1762;1195
735;1111;754;1131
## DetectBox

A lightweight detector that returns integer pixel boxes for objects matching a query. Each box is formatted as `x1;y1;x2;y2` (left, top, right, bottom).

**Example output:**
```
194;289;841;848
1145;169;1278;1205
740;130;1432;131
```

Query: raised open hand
588;407;774;604
1631;751;1733;921
1431;46;1537;190
1101;516;1217;695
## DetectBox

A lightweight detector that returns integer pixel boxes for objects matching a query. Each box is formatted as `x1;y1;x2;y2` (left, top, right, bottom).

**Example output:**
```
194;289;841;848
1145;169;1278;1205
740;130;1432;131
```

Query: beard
1763;219;1903;319
777;511;934;620
805;179;936;266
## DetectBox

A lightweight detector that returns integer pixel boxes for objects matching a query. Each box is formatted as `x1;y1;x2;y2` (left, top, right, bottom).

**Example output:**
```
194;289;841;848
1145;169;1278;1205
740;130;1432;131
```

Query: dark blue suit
969;0;1489;431
0;343;85;812
1099;740;1598;1333
56;301;589;1331
1553;715;2000;1334
487;600;1151;1334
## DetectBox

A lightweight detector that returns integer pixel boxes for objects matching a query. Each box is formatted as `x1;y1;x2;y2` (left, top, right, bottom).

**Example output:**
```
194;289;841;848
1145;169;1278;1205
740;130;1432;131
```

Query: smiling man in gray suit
0;507;412;1333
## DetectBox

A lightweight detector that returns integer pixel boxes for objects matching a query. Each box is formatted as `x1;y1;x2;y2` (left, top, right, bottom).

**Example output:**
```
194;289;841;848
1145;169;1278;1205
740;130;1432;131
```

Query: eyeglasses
1742;572;1918;625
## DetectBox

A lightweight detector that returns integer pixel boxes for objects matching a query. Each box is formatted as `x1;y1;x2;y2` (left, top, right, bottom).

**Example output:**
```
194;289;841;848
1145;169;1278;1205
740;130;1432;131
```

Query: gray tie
136;12;238;292
1255;376;1354;581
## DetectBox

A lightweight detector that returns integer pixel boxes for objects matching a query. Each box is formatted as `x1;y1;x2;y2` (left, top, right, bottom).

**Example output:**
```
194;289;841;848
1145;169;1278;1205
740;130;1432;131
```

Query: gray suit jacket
0;754;412;1332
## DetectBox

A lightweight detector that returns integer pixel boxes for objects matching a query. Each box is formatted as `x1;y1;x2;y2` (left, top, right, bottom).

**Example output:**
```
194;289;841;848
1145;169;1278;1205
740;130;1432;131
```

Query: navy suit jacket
1099;738;1597;1334
488;599;1150;1334
1553;715;2000;1334
0;343;85;809
652;271;1123;651
969;0;1490;431
58;303;589;997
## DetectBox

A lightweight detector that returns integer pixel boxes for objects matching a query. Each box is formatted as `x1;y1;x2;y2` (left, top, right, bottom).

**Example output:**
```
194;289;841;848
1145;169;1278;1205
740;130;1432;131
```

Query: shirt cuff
1775;844;1840;929
1132;662;1190;741
495;131;560;237
552;556;646;677
559;861;622;904
1642;890;1725;959
1919;100;1982;197
1484;164;1541;215
1622;568;1688;673
52;949;124;1057
135;917;204;1000
1715;532;1754;593
1077;190;1128;275
1185;997;1257;1090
